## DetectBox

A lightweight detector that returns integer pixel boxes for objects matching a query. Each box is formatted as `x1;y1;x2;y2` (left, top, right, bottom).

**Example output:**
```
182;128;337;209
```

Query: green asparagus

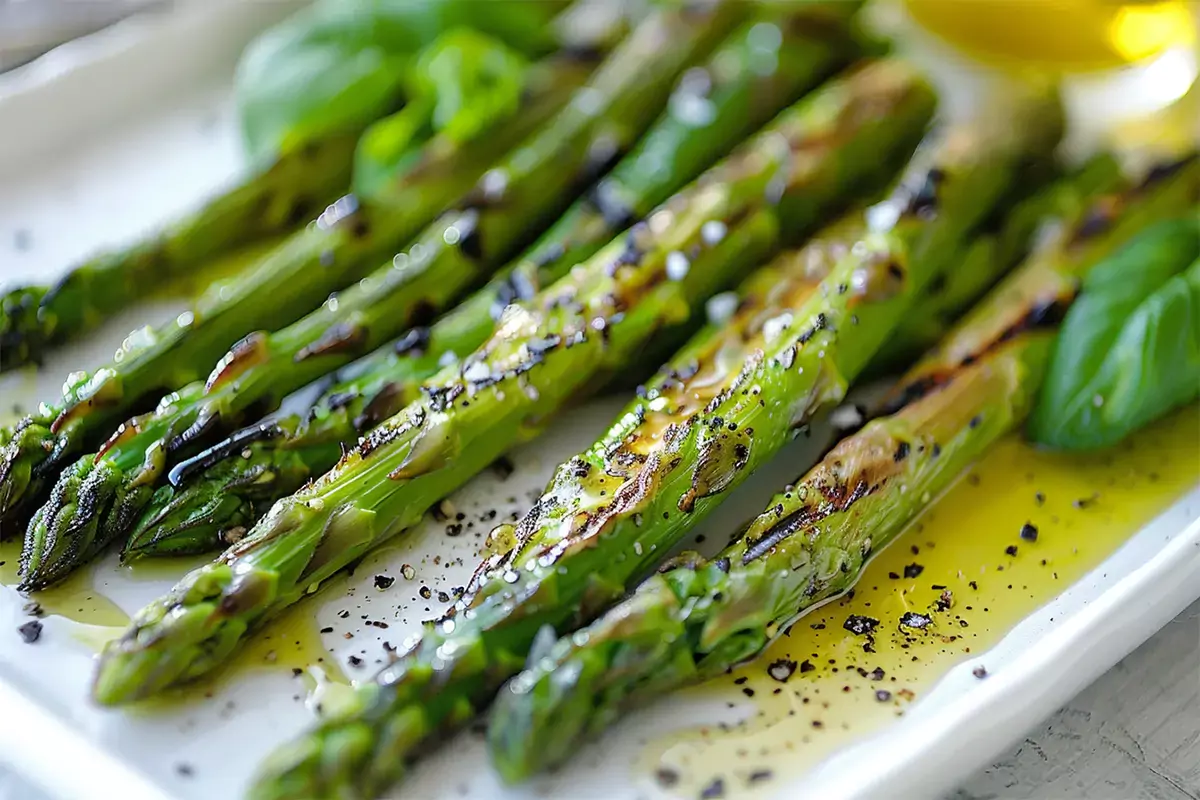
245;94;1066;799
18;5;739;589
890;155;1199;412
93;58;940;716
0;0;583;372
485;155;1200;780
124;10;864;559
0;42;611;532
869;152;1121;370
0;133;360;372
490;333;1052;780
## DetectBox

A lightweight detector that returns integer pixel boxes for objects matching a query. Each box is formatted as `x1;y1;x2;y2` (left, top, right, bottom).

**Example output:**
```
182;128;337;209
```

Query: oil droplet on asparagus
640;405;1199;798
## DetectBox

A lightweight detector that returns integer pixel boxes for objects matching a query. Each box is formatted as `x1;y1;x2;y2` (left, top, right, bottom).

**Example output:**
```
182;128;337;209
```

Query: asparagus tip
0;419;54;522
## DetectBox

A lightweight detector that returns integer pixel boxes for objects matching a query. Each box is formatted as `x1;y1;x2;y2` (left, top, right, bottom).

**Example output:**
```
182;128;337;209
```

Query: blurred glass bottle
904;0;1198;154
903;0;1194;71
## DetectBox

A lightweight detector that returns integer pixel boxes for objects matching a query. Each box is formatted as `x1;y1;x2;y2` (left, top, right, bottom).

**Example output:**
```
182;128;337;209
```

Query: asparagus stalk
490;334;1052;780
18;5;739;590
869;151;1123;371
0;132;362;373
124;10;864;559
93;58;941;713
485;155;1200;780
890;154;1200;411
0;50;603;531
245;95;1066;799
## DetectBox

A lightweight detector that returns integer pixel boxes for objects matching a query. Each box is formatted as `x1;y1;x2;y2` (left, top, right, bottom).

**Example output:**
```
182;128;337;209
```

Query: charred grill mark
354;383;403;431
167;422;282;486
529;242;566;272
357;407;425;459
889;286;1078;413
742;475;873;563
341;210;370;239
394;326;431;357
1069;196;1121;244
560;43;606;63
94;419;142;462
995;292;1074;343
926;272;948;296
452;210;485;261
295;322;368;362
657;550;707;574
582;133;624;185
603;448;647;479
283;197;312;228
1138;153;1197;189
490;268;540;319
527;333;564;359
582;179;636;231
562;451;669;556
409;299;438;329
40;271;77;308
460;327;572;395
884;375;940;414
324;391;357;412
743;505;815;562
422;383;465;414
796;312;828;344
903;166;945;219
167;409;222;455
206;332;269;393
615;223;651;269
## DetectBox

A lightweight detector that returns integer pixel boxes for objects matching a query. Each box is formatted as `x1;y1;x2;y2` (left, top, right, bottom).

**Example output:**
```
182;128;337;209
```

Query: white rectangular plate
1;5;1197;800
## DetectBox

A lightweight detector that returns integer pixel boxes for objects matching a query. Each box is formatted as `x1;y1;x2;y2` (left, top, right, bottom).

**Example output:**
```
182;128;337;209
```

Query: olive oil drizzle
639;405;1199;798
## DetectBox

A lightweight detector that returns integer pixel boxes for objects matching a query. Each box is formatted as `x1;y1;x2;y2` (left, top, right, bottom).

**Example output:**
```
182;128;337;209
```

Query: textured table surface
952;597;1200;800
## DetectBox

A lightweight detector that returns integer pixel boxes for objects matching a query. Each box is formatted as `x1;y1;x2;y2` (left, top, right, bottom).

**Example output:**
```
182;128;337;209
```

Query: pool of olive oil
0;542;127;627
118;591;348;716
639;405;1199;798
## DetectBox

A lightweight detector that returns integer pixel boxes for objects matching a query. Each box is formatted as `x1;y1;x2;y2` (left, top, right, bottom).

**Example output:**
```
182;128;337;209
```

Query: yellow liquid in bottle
904;0;1197;72
640;405;1199;798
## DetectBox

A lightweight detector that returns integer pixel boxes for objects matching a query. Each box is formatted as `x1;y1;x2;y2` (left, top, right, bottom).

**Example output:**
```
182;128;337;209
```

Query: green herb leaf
234;0;565;166
1030;215;1200;450
351;28;530;201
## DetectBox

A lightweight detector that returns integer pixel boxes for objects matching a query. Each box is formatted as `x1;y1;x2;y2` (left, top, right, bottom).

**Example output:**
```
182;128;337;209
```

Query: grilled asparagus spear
124;10;863;559
0;133;360;372
490;332;1052;780
0;0;592;372
871;152;1121;370
142;118;1072;564
485;155;1200;780
0;49;602;531
18;4;738;589
93;58;940;713
244;96;1066;799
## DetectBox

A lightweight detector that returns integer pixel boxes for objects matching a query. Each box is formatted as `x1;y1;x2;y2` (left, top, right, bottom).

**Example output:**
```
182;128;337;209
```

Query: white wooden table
952;598;1200;800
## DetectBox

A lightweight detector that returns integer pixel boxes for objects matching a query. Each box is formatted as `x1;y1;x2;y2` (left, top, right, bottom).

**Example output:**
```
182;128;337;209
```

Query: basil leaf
350;102;436;203
235;0;564;166
417;29;530;144
1029;216;1200;450
351;29;529;202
